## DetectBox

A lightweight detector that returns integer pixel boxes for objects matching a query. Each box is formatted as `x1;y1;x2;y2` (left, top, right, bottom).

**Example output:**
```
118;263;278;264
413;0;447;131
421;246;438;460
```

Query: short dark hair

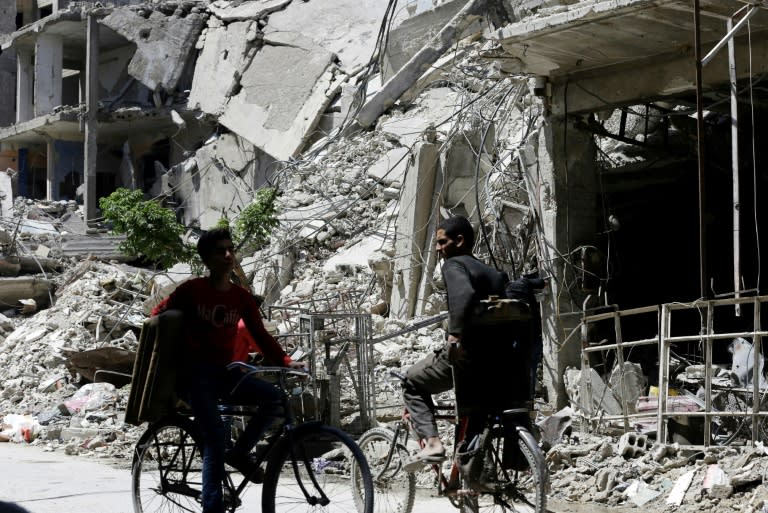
197;228;233;259
438;216;475;248
0;501;31;513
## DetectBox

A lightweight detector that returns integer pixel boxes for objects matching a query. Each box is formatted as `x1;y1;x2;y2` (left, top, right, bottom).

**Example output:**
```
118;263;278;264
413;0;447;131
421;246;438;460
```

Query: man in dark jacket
403;216;530;468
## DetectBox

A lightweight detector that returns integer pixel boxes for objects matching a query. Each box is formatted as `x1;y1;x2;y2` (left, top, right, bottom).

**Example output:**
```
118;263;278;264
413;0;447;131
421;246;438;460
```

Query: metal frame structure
299;312;375;433
657;295;768;447
579;295;768;448
580;305;661;431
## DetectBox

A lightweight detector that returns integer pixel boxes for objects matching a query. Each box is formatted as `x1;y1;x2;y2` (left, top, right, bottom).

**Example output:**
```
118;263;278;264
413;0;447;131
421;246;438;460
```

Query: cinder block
618;432;648;458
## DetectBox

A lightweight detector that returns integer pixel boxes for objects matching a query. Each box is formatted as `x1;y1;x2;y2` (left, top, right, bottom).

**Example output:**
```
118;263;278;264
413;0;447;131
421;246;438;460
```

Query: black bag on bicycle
455;428;498;492
501;410;532;471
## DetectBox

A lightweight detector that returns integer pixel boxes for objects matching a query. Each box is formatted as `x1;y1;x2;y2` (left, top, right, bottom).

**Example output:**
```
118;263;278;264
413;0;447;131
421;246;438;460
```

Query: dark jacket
441;254;508;341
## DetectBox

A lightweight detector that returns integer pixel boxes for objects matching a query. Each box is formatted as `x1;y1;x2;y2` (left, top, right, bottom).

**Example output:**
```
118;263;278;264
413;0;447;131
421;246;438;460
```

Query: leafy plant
231;187;280;253
99;188;194;269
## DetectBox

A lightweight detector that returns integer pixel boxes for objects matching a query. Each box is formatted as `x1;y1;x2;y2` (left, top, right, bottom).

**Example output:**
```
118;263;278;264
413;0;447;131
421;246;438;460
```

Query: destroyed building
2;0;768;511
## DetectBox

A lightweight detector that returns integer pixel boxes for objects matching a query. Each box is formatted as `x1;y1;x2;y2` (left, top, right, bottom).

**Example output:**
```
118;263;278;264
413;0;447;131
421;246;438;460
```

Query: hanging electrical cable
473;79;521;271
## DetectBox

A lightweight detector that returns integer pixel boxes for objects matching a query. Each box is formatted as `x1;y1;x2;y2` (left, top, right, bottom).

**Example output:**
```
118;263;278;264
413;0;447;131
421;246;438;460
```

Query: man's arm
150;281;192;316
442;259;475;338
240;295;294;367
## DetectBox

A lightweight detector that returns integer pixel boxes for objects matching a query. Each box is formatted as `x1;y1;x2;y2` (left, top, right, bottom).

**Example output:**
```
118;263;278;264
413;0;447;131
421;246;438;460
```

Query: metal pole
753;297;761;445
701;6;758;66
612;312;630;431
84;15;99;225
694;0;708;299
728;18;742;316
657;304;671;445
704;302;713;447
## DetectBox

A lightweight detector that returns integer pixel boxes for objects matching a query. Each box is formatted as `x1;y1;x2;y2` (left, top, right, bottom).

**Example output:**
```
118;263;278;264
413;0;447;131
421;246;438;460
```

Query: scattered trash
666;470;695;506
0;414;41;443
62;382;118;414
624;479;661;507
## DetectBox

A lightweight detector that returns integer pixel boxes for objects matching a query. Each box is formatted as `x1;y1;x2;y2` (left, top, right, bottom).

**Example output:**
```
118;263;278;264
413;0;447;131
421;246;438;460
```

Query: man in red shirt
152;228;305;513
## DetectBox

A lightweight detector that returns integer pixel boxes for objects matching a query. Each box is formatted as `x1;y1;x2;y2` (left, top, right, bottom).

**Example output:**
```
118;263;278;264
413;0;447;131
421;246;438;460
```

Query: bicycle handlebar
226;362;312;382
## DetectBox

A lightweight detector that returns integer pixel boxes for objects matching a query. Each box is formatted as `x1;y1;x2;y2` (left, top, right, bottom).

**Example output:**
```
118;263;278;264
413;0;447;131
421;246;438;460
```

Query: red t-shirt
151;278;292;367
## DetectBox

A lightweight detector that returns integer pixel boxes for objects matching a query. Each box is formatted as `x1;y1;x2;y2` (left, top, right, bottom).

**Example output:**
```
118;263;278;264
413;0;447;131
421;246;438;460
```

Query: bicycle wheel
352;427;415;513
132;416;204;513
461;428;547;513
262;423;374;513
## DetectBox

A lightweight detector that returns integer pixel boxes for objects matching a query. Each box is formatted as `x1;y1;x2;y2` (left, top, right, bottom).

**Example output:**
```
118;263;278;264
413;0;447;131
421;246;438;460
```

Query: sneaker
225;451;265;483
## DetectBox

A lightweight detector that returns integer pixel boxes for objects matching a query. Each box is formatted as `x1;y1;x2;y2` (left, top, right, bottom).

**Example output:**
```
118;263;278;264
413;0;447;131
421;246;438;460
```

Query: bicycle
350;371;547;513
131;363;374;513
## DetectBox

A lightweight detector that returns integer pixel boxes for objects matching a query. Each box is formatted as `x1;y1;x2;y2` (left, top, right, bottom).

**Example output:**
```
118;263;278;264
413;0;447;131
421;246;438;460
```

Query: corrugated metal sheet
60;233;132;261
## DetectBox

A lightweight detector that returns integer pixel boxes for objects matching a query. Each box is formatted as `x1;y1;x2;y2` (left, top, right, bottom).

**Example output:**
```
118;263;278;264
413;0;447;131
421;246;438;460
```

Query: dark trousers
183;363;283;513
403;348;466;440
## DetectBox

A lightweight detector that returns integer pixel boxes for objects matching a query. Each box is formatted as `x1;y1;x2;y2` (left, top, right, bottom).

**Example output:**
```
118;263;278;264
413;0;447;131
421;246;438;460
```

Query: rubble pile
0;258;153;460
546;431;768;512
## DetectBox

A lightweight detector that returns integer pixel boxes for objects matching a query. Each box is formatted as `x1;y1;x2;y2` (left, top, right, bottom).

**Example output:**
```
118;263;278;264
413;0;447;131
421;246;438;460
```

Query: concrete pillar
390;142;440;319
20;0;36;25
46;137;56;200
521;115;598;408
16;48;34;123
83;15;99;223
34;33;63;117
0;0;16;127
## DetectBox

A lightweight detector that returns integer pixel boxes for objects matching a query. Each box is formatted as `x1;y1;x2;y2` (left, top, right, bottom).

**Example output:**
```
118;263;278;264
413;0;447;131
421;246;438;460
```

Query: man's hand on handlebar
288;360;309;372
447;335;467;365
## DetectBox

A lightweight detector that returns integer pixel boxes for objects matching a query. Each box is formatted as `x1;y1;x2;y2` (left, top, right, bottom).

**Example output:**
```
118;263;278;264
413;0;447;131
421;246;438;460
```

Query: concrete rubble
1;1;768;512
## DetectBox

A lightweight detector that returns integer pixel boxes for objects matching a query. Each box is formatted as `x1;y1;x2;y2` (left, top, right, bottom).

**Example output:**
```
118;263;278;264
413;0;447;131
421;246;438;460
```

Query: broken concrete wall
441;123;495;221
0;0;16;128
100;6;207;93
97;45;154;106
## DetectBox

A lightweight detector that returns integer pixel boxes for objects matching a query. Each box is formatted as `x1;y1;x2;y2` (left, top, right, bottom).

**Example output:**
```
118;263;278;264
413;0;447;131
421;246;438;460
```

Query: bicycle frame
222;364;314;498
381;404;472;497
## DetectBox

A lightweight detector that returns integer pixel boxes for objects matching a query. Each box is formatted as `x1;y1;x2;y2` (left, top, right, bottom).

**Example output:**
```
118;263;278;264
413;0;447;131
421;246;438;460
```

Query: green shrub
99;188;194;269
231;187;280;253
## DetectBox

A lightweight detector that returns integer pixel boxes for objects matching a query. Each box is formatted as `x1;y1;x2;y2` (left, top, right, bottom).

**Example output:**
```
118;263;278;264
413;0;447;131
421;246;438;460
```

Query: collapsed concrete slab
189;22;345;161
357;0;488;128
100;7;207;92
164;134;256;229
382;0;480;82
60;234;131;262
265;0;392;73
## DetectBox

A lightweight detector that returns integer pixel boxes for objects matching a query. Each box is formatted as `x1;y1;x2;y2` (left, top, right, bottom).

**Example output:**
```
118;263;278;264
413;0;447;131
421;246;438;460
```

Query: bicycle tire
460;427;547;513
132;415;205;513
352;427;415;513
262;423;374;513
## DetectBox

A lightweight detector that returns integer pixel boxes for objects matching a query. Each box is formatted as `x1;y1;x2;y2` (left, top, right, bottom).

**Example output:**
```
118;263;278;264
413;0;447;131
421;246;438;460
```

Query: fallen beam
355;0;488;128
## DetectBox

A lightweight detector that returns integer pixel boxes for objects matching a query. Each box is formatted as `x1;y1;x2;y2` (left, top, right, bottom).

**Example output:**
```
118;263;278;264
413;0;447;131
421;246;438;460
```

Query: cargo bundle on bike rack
125;309;184;425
